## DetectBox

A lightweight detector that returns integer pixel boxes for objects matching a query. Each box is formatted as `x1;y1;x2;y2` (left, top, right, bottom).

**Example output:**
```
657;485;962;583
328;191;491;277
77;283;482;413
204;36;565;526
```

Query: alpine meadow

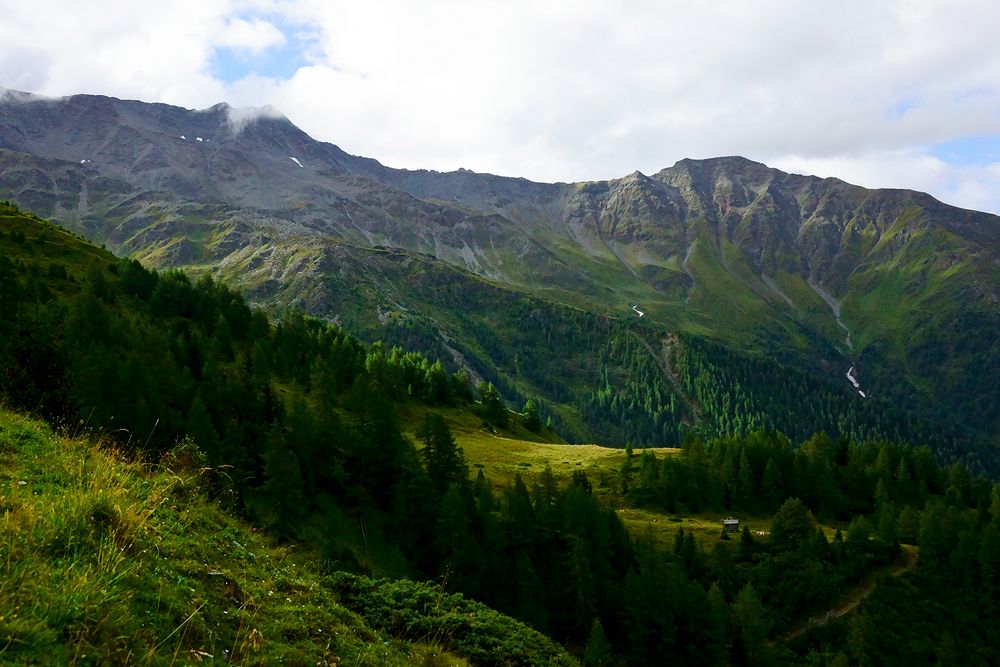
0;80;998;667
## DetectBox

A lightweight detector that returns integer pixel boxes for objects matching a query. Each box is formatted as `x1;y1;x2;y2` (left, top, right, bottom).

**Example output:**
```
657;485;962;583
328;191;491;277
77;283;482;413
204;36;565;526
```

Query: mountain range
1;87;997;468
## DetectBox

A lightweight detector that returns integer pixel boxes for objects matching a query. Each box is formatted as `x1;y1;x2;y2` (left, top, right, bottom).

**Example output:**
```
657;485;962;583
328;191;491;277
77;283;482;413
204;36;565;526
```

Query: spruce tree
522;398;542;432
417;412;468;495
185;394;219;461
257;433;308;540
584;618;613;667
732;583;772;667
436;485;484;596
478;381;508;427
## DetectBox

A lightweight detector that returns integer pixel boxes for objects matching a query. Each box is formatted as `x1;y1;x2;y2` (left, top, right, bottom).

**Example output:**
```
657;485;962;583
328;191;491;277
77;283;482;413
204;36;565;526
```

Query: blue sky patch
886;97;918;121
210;16;315;83
930;135;1000;166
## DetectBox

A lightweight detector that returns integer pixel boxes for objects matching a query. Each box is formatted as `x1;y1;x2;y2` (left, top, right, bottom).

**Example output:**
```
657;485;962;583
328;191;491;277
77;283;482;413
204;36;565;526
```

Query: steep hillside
1;88;998;459
0;408;574;666
7;199;986;472
1;200;999;666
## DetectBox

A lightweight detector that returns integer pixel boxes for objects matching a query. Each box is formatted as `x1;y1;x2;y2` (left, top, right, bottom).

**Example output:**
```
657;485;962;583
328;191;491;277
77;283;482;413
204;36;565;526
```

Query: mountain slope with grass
0;408;576;666
1;89;998;465
0;201;999;665
0;199;986;476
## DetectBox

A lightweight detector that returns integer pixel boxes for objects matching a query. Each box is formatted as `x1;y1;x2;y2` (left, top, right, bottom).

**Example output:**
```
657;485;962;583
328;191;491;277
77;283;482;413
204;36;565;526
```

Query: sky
2;0;1000;213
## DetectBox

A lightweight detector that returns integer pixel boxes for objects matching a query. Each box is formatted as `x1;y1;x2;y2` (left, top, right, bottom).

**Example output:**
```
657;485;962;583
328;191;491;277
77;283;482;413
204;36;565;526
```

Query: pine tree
739;525;756;560
390;465;436;574
522;398;542;432
620;442;635;495
876;503;899;548
0;253;22;321
564;534;598;638
472;469;509;606
848;609;875;665
436;485;484;596
731;583;772;666
86;262;113;303
346;378;409;508
417;412;468;495
424;360;451;404
257;432;308;540
735;448;754;509
584;618;613;667
935;630;958;667
706;582;729;664
762;457;783;509
514;552;548;631
478;381;508;427
770;498;817;551
897;506;921;545
185;393;219;461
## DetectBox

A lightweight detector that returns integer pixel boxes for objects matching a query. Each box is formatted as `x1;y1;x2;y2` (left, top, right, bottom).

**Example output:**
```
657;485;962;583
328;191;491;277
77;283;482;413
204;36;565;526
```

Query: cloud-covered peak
223;103;288;134
0;87;64;105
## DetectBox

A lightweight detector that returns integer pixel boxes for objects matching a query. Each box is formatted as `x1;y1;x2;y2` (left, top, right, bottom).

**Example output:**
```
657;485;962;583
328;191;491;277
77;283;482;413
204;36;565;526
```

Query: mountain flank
2;200;999;665
1;88;998;468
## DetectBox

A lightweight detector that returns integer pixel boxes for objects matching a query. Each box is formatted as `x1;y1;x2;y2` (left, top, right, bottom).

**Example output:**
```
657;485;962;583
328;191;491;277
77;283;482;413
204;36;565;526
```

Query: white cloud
224;101;286;134
216;17;285;53
934;163;1000;215
771;151;1000;214
257;3;1000;176
0;0;231;106
1;0;1000;212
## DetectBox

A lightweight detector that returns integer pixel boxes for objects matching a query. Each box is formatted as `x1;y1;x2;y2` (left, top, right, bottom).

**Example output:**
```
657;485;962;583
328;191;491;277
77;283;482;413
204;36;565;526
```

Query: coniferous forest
1;201;999;665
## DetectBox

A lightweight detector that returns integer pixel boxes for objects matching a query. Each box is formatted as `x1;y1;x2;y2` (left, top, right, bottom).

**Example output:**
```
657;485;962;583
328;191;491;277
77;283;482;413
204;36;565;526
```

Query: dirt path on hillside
777;545;918;643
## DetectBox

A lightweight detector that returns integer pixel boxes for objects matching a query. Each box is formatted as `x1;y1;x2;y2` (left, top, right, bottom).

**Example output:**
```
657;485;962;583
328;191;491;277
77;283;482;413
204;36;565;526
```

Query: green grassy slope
0;408;574;666
0;409;416;664
1;200;987;474
232;235;987;462
3;107;998;467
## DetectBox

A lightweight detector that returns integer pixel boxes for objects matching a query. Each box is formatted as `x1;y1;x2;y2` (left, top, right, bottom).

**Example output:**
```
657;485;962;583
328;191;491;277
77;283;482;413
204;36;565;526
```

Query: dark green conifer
583;618;613;667
417;412;468;496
